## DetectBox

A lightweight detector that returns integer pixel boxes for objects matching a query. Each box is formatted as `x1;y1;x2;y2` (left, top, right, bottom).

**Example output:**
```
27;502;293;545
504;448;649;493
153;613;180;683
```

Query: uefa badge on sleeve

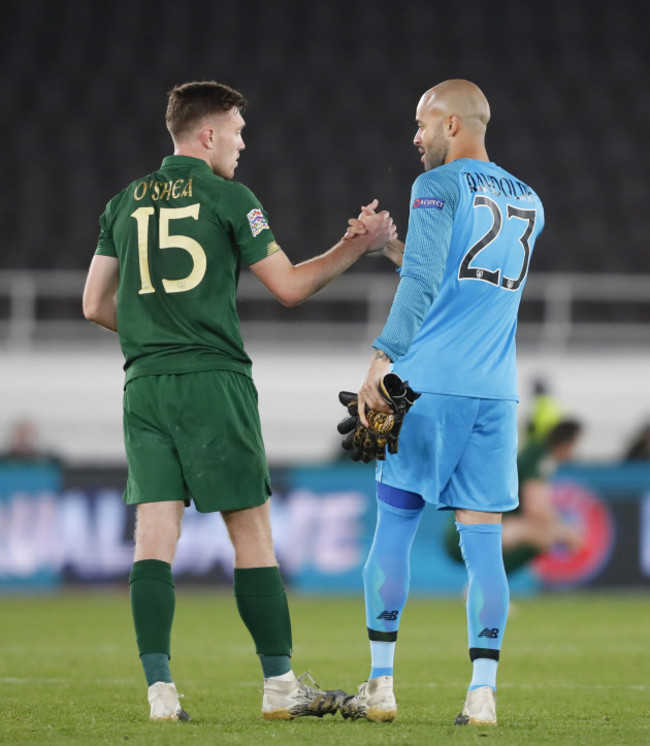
247;208;269;237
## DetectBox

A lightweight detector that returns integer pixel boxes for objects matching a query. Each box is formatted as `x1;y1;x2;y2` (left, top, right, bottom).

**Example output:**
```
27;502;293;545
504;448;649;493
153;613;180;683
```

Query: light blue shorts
376;393;519;513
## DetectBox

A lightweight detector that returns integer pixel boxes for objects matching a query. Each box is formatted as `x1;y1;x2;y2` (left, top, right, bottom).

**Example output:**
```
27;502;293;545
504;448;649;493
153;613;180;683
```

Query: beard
423;123;448;171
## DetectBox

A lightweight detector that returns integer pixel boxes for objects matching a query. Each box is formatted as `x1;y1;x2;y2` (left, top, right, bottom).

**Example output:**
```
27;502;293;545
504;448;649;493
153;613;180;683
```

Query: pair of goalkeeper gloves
337;373;420;463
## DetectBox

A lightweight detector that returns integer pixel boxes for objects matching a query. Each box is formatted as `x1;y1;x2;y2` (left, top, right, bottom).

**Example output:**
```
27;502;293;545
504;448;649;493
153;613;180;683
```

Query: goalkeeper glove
337;374;420;462
378;373;421;454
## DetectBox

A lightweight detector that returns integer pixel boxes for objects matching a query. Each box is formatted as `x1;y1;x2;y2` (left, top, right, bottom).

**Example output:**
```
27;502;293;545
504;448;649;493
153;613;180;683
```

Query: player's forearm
252;209;394;305
373;274;435;360
280;236;369;306
384;239;405;268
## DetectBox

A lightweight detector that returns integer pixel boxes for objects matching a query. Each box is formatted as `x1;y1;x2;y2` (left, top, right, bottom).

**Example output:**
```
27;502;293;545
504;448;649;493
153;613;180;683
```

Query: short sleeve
95;209;117;257
221;183;281;266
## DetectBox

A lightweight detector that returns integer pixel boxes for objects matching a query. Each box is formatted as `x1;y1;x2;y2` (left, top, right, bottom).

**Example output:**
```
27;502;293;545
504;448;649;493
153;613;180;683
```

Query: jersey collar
161;155;214;174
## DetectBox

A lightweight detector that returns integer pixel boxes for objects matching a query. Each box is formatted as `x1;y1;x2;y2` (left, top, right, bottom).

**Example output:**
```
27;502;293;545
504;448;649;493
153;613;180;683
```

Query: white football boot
340;675;397;722
454;685;497;725
147;681;191;721
262;671;346;720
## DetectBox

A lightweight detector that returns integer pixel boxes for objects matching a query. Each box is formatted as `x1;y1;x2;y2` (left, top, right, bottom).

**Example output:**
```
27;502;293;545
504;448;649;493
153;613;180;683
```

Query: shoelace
296;670;320;690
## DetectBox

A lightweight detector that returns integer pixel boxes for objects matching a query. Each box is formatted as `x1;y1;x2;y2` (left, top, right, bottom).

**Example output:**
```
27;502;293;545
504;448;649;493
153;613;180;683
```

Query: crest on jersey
247;208;269;237
413;197;445;210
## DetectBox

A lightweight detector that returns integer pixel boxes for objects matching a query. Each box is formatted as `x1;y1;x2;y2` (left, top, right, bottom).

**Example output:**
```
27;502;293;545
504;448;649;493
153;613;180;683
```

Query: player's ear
447;114;461;136
199;126;215;149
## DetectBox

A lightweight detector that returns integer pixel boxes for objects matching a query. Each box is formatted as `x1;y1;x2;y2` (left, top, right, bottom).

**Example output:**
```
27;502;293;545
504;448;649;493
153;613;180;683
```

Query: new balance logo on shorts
377;610;399;621
478;627;500;639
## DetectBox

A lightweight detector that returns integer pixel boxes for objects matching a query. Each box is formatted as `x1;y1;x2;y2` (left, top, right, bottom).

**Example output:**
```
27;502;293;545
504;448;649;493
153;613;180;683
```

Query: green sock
258;655;293;678
140;653;171;686
234;567;293;677
130;560;175;686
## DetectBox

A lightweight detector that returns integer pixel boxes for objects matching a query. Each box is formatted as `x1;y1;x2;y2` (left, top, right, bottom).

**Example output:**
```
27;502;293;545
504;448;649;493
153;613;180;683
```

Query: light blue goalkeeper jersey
374;158;544;401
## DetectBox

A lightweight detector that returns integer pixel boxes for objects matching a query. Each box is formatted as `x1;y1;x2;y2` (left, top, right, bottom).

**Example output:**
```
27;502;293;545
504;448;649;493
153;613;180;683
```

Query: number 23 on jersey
459;195;536;292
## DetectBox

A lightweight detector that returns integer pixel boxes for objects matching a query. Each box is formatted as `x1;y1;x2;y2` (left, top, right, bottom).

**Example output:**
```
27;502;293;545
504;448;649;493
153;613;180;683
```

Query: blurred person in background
524;378;564;444
501;419;583;561
83;80;396;722
0;419;61;467
622;422;650;461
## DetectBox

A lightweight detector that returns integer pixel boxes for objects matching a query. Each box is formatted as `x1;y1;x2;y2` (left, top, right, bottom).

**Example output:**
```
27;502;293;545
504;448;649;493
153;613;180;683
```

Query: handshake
342;199;404;266
337;374;420;463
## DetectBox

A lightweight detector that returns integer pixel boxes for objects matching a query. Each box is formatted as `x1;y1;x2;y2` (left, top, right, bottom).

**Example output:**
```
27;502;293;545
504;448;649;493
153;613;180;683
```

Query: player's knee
133;507;183;562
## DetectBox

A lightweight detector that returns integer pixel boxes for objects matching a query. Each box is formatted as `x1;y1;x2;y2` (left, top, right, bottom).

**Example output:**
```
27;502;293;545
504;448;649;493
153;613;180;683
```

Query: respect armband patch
246;208;269;237
412;197;445;210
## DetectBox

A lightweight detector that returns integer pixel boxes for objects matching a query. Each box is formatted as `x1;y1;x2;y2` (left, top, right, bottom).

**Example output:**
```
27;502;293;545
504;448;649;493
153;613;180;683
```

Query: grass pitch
1;589;649;744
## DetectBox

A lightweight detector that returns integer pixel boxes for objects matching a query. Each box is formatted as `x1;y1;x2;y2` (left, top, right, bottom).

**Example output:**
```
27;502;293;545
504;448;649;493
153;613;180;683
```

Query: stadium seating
2;1;649;281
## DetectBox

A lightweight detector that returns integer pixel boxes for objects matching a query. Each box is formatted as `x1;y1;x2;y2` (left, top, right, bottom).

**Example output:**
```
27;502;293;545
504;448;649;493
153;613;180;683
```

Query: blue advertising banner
0;461;62;589
1;462;649;593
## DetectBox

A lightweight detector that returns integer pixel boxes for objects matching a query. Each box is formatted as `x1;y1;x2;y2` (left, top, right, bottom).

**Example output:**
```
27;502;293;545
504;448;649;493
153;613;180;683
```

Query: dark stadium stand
1;0;649;277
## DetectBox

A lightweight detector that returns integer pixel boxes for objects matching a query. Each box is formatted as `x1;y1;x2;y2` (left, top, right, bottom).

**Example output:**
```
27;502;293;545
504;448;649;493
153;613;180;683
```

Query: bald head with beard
414;80;490;171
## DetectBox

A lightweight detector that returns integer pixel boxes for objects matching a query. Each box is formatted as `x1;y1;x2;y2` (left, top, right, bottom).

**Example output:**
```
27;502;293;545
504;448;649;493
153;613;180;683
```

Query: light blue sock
364;491;424;679
469;658;498;690
369;641;395;679
457;522;509;691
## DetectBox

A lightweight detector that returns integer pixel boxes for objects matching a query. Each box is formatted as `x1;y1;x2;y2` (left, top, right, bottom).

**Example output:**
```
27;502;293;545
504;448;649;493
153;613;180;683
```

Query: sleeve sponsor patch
247;208;269;237
412;197;445;210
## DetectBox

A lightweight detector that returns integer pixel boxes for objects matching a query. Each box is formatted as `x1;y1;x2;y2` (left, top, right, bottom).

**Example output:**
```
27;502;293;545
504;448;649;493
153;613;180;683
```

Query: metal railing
0;270;649;350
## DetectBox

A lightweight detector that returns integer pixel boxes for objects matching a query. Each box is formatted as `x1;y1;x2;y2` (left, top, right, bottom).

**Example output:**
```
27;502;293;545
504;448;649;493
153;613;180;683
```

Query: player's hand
378;373;421;454
337;393;394;462
343;199;377;239
343;197;379;240
343;200;398;254
337;373;420;461
357;352;393;427
345;228;403;268
343;217;366;240
359;207;397;255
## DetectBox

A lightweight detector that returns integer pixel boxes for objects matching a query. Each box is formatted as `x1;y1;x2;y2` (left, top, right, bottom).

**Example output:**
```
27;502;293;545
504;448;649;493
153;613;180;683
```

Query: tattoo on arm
373;349;392;362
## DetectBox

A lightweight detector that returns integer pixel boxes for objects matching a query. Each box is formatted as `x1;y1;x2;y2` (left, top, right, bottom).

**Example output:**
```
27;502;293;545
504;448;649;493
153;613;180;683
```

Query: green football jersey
95;156;280;382
509;438;553;516
517;439;551;485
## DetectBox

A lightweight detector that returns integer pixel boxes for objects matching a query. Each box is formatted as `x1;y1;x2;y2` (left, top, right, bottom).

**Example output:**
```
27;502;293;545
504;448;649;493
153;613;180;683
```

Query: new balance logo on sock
377;610;399;621
478;627;500;639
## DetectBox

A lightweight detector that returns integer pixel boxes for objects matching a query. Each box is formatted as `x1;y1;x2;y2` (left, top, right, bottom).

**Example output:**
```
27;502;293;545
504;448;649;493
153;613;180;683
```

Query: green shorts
123;370;271;513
